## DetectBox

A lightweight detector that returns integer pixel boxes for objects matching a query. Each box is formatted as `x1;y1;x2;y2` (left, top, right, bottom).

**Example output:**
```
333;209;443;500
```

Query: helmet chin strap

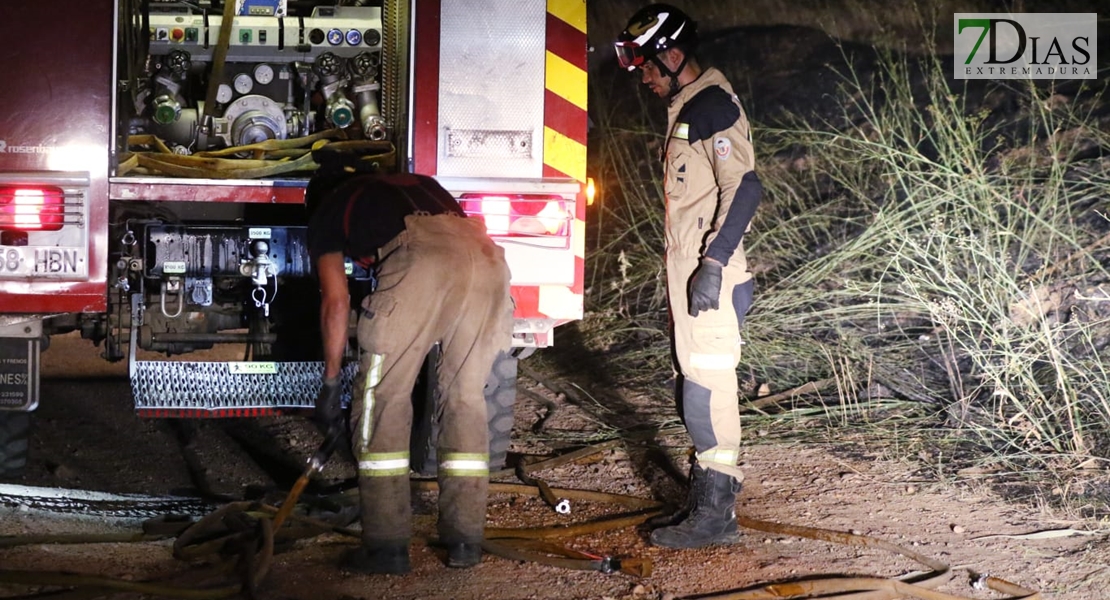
651;52;690;97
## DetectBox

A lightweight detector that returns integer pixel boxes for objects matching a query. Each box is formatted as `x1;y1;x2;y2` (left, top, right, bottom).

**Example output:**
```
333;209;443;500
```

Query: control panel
148;6;381;63
129;4;388;152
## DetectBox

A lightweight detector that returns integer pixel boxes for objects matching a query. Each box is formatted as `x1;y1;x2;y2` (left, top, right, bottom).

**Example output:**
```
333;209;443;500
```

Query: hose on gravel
0;449;1041;600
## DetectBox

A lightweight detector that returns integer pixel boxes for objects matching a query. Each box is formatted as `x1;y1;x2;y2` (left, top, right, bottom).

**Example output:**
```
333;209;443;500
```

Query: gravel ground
1;334;1108;599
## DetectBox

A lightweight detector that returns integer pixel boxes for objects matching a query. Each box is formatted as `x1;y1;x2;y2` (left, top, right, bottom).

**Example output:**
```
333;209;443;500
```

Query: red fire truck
0;0;588;477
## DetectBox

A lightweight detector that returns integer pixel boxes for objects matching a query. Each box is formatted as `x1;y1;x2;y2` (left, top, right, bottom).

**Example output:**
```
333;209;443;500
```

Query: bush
588;44;1110;473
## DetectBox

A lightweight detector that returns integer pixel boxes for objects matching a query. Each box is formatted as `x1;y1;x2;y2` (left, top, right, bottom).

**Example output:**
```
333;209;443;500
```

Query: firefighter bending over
306;153;513;573
615;4;764;548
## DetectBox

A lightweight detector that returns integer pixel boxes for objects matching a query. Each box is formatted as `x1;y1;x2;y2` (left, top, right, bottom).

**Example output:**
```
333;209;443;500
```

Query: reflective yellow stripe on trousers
697;447;740;469
439;452;489;477
359;353;385;452
688;351;736;370
359;451;411;477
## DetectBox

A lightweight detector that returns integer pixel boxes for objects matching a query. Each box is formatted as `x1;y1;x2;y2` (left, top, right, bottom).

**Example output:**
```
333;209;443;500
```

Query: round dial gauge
215;83;233;104
233;73;254;95
253;64;274;85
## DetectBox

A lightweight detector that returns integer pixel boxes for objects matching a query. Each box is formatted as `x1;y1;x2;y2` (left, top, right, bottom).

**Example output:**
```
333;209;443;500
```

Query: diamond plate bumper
130;359;359;413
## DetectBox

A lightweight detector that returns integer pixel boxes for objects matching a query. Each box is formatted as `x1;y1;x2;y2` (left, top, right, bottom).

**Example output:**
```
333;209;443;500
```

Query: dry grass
583;12;1110;512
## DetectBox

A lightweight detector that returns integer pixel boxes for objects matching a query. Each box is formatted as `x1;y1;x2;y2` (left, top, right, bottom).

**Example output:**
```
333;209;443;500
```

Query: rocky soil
1;334;1108;599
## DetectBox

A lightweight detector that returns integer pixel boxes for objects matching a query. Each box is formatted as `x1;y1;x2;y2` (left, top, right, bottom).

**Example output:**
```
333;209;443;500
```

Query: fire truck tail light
0;186;65;231
459;194;571;237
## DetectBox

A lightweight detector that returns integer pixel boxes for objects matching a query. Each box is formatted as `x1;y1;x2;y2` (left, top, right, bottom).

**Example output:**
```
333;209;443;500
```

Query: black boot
341;540;411;574
650;466;742;548
446;542;483;568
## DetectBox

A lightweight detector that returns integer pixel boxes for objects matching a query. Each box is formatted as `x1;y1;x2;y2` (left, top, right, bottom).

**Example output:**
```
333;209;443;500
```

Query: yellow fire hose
197;0;237;133
0;442;1042;600
117;133;396;179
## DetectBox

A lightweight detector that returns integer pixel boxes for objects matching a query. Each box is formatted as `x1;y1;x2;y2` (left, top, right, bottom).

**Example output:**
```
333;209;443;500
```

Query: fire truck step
129;360;358;416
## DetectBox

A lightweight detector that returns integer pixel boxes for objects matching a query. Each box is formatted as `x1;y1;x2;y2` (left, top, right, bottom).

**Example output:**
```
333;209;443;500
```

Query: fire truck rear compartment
2;0;586;422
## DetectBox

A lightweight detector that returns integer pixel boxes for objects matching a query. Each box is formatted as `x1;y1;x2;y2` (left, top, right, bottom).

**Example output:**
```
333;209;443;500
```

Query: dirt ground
2;6;1107;599
1;334;1108;600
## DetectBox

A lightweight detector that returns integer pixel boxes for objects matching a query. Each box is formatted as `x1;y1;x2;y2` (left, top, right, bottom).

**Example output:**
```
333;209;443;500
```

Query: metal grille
437;0;546;178
130;360;359;411
381;0;408;133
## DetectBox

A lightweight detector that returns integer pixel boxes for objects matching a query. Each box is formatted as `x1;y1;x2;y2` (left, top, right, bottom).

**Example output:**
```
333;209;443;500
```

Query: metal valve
327;94;356;128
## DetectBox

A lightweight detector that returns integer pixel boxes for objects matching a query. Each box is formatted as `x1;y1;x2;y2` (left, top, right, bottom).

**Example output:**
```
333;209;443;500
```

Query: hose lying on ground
0;441;1042;600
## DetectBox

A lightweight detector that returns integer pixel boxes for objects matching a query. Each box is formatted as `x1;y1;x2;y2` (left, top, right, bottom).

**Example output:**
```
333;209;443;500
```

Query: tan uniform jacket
664;68;761;272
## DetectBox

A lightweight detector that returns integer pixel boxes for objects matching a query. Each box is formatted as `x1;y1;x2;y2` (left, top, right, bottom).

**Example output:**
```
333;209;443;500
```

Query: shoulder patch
714;137;732;160
678;86;742;143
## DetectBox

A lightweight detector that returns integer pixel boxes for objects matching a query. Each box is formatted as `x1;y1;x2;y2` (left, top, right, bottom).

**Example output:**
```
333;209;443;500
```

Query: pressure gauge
253;64;274;85
233;73;254;95
216;83;233;104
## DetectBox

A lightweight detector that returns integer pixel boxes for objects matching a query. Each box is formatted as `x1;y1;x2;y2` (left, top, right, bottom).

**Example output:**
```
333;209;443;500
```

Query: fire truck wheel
0;412;30;479
485;351;519;471
410;351;518;476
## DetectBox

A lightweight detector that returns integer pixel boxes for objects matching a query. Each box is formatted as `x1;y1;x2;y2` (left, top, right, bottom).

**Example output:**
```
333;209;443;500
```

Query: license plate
0;246;86;278
0;338;38;411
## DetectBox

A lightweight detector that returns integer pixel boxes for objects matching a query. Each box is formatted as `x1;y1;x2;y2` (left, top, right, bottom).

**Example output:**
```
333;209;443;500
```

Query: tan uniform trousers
666;253;753;482
350;213;513;546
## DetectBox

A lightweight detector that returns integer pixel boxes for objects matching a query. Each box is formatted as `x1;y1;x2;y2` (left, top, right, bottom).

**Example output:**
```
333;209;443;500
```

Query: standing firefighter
615;4;763;548
307;154;514;573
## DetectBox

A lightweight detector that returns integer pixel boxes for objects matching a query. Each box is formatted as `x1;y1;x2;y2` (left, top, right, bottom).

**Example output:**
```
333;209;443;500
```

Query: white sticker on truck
163;261;187;274
227;362;278;375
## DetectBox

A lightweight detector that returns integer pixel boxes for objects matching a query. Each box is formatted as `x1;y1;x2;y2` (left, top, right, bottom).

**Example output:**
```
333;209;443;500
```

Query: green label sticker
228;362;277;375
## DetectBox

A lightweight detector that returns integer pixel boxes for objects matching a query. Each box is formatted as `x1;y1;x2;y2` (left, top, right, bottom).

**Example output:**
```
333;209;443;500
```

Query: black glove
313;377;344;434
688;260;723;317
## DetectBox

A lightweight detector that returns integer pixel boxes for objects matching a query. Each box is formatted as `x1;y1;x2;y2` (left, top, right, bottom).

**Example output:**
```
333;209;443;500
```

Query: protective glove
688;260;723;317
313;376;344;434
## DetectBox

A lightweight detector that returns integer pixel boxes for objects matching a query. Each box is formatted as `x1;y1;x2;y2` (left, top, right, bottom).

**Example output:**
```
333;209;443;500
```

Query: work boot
341;541;411;575
650;466;742;548
446;542;482;568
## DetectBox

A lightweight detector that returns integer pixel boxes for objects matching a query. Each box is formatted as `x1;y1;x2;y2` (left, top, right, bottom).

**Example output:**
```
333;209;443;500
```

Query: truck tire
410;350;518;476
0;412;30;479
484;351;518;471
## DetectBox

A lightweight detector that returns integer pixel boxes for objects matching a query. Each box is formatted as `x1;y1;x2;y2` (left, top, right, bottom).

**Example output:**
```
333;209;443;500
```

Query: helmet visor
614;41;646;71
